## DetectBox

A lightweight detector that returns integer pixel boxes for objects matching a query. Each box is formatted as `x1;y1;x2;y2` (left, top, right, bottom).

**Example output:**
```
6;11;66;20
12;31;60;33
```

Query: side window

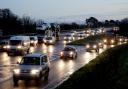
41;56;48;63
44;56;48;62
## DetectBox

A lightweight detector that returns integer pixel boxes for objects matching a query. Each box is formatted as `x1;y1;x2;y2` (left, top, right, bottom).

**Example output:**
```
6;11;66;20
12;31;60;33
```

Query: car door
41;56;48;73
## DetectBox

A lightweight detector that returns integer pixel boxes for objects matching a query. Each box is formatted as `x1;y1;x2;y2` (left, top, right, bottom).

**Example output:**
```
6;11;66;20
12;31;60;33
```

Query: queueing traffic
0;27;128;87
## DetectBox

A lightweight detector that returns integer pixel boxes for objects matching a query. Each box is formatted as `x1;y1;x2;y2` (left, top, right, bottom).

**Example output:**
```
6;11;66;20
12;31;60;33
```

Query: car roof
24;53;47;57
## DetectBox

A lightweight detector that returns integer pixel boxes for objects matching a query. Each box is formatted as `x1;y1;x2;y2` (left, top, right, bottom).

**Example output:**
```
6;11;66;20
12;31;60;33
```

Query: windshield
0;41;7;45
10;40;22;45
46;37;52;40
20;57;40;65
66;35;71;37
30;37;35;40
63;47;74;51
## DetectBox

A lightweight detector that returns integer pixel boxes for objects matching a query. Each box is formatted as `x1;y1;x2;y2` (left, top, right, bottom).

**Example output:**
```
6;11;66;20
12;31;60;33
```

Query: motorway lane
0;33;101;89
0;48;97;89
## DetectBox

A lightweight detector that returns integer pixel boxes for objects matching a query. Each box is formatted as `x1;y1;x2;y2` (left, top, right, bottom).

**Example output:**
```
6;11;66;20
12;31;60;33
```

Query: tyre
44;68;49;80
13;78;18;86
75;53;77;58
35;78;41;85
72;55;75;59
96;49;99;54
27;48;30;54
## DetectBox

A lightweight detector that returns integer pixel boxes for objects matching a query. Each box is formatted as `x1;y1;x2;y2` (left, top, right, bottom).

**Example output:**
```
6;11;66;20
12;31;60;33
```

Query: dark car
60;46;77;59
37;36;44;43
85;41;102;53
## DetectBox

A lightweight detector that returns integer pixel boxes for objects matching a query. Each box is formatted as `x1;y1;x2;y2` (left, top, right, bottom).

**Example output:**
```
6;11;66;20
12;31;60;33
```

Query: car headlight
3;46;7;49
86;45;90;48
93;45;97;49
24;42;27;45
60;52;63;56
31;41;34;43
49;40;53;43
17;46;22;49
125;39;128;42
64;37;66;39
31;69;39;75
103;39;107;43
99;43;102;46
6;45;10;49
119;38;122;41
43;39;46;42
13;69;20;74
111;39;115;43
70;51;73;55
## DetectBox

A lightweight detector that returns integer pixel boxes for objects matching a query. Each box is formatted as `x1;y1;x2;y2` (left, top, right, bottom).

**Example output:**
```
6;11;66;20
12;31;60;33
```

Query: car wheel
72;55;75;59
35;78;41;85
13;78;18;86
27;48;30;54
44;68;49;80
75;53;77;58
96;49;99;53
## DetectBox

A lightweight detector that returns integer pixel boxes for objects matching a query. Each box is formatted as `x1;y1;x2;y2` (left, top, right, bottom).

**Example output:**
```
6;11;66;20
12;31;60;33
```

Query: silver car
13;53;50;86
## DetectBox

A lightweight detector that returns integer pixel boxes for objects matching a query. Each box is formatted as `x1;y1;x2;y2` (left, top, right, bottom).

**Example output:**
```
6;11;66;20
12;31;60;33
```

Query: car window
20;57;40;65
41;56;48;63
64;47;74;51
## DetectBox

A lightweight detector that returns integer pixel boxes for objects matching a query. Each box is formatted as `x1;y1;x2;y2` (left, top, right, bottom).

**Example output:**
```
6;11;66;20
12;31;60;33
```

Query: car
43;36;56;45
37;36;44;43
63;33;74;41
36;23;50;32
124;37;128;43
60;46;77;59
29;36;38;46
103;37;117;46
85;29;92;36
85;41;101;53
13;53;50;86
77;32;86;39
115;36;125;43
0;40;9;52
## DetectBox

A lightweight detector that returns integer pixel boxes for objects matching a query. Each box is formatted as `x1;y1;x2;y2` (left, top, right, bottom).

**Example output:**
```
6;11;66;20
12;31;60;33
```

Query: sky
0;0;128;22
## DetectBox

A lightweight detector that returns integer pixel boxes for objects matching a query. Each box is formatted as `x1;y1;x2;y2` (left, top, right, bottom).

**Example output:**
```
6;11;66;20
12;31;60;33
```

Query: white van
8;36;30;55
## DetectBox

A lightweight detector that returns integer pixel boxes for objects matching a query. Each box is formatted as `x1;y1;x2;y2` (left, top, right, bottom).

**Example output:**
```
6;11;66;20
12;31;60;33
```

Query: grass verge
56;43;128;89
67;34;106;45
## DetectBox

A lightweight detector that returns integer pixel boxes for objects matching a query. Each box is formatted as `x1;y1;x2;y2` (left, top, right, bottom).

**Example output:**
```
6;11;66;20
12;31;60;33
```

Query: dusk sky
0;0;128;22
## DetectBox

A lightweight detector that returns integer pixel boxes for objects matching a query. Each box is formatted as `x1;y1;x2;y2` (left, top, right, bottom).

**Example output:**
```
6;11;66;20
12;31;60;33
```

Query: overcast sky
0;0;128;22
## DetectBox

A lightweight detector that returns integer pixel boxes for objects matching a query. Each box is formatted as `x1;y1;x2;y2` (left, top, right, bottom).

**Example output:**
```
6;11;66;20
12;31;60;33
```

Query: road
0;33;102;89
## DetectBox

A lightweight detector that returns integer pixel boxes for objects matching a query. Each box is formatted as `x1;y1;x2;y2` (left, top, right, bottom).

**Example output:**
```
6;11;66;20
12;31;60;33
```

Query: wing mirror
17;61;20;64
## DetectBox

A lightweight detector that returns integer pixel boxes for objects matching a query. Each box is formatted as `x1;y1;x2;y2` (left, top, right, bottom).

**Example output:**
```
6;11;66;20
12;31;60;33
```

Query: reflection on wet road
0;34;101;89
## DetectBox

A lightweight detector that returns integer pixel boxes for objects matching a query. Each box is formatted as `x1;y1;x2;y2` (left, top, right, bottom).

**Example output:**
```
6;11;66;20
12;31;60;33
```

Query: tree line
0;8;128;36
0;9;36;35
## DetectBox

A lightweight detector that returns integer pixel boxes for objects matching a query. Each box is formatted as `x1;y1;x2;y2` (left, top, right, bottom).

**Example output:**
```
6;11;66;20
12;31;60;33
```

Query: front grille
21;69;30;73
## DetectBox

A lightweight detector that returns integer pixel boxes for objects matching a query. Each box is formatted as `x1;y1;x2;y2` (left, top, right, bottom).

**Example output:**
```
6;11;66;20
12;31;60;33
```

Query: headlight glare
70;51;73;55
86;45;90;48
6;45;10;49
31;69;39;75
17;46;22;49
93;45;97;49
14;69;20;74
